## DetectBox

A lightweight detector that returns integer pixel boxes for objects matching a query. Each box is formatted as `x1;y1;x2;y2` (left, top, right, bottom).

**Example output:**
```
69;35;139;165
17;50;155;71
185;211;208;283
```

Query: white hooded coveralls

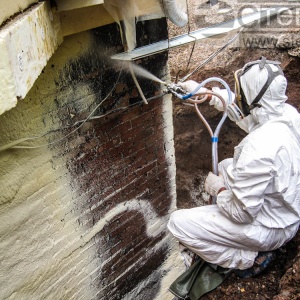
168;63;300;270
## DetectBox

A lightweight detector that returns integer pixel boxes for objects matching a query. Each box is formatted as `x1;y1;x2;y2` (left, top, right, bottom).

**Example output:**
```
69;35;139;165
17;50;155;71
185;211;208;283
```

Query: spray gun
165;82;188;99
164;80;212;101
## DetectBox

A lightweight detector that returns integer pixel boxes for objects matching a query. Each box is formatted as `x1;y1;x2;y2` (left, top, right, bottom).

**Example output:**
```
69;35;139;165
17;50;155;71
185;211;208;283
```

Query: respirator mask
227;56;284;123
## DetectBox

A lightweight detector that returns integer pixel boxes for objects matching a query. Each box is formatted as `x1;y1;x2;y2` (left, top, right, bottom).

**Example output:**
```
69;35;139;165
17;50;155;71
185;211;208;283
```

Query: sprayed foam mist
127;62;165;84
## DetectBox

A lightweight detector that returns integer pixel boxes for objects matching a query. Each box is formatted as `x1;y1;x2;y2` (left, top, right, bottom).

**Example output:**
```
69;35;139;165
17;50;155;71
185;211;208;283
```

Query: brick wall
0;19;184;300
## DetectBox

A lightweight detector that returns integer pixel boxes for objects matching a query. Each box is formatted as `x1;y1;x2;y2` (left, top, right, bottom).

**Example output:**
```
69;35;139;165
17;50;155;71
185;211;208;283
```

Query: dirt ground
167;1;300;299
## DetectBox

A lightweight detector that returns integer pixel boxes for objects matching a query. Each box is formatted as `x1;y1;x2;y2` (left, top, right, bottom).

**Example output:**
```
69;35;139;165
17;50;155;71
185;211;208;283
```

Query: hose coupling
165;82;188;99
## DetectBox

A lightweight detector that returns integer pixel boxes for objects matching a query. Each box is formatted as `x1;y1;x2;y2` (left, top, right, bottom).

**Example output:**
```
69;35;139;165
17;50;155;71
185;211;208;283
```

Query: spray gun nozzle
165;82;187;99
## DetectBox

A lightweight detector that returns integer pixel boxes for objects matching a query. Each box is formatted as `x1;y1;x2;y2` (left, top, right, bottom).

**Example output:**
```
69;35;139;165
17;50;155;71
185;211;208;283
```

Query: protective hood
236;63;300;136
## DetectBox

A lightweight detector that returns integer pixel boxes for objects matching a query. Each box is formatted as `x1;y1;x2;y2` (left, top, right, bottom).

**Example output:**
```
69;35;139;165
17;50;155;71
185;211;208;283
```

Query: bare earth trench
167;1;300;299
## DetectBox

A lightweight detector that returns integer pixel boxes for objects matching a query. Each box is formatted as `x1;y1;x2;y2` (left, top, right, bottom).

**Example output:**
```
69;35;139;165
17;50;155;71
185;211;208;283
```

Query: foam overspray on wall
103;0;188;51
103;0;139;51
58;23;178;298
153;86;186;300
0;18;182;299
0;31;103;300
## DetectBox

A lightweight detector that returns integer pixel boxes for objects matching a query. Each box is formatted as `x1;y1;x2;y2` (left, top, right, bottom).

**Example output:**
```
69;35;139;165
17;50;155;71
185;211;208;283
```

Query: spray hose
167;77;232;204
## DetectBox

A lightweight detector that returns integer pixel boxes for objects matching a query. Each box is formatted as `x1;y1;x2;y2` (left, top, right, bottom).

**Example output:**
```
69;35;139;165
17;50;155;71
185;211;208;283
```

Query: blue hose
181;77;232;204
181;77;232;104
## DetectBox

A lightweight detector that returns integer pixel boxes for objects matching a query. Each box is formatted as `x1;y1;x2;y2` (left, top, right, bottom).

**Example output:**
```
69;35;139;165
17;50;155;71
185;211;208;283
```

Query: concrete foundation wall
0;20;184;300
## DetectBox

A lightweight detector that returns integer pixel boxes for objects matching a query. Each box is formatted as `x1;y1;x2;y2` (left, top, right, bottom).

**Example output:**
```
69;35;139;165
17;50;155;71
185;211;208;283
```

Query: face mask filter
227;102;245;123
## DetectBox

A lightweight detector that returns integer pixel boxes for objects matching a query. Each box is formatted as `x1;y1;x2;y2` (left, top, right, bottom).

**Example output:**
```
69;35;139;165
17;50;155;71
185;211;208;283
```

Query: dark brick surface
53;19;173;300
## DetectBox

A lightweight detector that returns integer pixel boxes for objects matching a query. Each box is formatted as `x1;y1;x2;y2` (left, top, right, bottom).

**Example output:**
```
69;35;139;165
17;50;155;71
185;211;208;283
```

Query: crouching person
168;57;300;278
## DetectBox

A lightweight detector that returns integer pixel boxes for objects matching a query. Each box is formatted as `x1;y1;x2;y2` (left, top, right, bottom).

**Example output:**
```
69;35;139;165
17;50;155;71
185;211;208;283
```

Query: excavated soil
167;1;300;299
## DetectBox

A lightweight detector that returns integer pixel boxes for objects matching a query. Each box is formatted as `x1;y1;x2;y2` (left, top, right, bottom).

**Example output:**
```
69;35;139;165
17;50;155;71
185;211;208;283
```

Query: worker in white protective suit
168;57;300;277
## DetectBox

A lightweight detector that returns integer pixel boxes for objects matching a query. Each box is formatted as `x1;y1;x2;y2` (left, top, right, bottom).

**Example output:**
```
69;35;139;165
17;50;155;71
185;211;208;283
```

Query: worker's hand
204;172;226;197
177;80;208;94
209;87;235;111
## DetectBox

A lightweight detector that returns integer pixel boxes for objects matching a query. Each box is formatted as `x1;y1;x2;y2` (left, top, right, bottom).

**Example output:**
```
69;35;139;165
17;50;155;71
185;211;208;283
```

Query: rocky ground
167;1;300;299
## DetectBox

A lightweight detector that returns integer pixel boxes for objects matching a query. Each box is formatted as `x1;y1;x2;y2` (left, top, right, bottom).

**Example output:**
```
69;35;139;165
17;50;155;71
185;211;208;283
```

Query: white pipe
128;63;149;104
161;0;188;27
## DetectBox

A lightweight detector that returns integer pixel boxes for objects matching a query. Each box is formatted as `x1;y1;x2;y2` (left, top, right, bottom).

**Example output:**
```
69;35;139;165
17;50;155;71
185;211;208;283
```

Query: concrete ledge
0;0;38;25
0;2;63;115
59;4;114;37
58;0;166;37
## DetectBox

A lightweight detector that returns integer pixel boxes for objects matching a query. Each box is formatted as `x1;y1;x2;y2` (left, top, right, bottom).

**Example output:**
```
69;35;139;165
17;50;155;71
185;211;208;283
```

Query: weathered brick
0;16;177;300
